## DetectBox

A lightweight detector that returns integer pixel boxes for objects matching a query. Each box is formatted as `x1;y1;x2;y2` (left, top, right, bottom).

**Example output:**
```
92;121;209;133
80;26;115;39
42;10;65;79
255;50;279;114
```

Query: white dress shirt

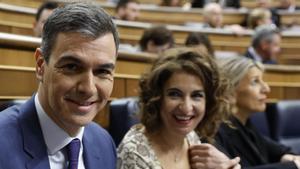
35;94;86;169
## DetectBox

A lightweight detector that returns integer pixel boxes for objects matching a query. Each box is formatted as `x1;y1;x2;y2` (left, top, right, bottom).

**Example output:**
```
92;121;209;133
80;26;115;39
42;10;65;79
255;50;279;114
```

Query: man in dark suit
0;2;119;169
245;25;281;64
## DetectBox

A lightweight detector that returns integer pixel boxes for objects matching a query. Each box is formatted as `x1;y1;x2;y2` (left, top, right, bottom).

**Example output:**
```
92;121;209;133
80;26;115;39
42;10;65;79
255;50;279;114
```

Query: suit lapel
83;126;102;169
18;96;51;169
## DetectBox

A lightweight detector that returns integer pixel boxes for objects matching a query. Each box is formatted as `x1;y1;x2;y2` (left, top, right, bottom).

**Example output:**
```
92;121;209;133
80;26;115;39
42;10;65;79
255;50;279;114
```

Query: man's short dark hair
139;26;174;51
36;2;59;21
185;32;215;56
116;0;139;11
41;2;119;63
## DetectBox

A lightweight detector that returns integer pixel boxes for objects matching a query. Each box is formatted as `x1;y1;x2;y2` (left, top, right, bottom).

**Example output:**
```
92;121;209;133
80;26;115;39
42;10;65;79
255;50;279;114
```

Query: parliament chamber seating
0;0;299;145
0;99;26;111
1;2;300;65
268;100;300;154
249;111;272;138
108;97;139;146
249;101;300;154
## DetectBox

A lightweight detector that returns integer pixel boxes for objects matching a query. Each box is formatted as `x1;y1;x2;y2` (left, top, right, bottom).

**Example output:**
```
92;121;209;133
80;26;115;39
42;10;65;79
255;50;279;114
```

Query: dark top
214;116;297;169
244;48;277;64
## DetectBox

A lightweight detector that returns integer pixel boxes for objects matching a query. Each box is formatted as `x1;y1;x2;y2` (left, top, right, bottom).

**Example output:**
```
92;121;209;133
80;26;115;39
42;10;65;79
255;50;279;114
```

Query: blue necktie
67;138;81;169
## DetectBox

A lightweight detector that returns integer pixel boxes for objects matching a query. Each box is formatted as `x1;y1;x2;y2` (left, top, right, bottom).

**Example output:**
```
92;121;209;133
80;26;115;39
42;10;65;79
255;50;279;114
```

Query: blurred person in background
115;0;140;21
276;0;300;12
245;25;281;64
256;0;280;27
139;26;175;54
200;3;246;35
33;1;58;37
191;0;240;8
247;8;273;29
185;32;215;56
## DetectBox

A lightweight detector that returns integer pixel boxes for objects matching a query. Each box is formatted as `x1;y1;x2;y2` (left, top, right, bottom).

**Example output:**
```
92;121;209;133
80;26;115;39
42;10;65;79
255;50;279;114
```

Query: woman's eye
192;92;205;99
250;79;260;86
167;91;181;98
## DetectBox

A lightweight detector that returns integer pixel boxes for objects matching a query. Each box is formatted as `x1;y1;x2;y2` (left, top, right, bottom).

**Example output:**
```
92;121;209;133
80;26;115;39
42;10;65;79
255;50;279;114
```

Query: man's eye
95;69;112;77
65;64;79;71
59;64;80;73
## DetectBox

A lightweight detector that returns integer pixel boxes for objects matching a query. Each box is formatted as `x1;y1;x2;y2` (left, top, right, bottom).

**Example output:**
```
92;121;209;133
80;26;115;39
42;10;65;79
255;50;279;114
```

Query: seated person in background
276;0;300;12
247;8;273;29
201;3;246;34
256;0;280;27
139;26;174;54
191;0;240;8
245;25;281;64
160;0;184;7
202;3;223;28
33;1;58;37
117;48;241;169
115;0;140;21
215;56;300;169
0;3;119;169
185;32;215;56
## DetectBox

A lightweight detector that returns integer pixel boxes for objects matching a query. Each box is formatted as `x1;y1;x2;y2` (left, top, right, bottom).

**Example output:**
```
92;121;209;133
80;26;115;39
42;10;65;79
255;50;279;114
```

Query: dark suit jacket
0;96;116;169
214;116;297;169
244;48;277;64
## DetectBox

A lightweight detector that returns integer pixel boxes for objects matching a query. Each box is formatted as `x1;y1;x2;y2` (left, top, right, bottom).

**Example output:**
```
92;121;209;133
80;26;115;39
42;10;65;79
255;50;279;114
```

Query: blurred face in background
256;0;271;8
33;9;54;37
205;5;223;28
261;33;281;61
119;2;140;21
146;41;172;54
280;0;295;8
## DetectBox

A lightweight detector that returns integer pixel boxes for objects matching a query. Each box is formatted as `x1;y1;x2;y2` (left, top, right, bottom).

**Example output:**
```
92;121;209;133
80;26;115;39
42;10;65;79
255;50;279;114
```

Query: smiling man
0;3;119;169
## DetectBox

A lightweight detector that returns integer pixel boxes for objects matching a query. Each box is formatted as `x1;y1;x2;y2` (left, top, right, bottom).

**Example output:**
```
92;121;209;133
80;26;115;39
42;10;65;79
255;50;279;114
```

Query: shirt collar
248;47;263;62
35;94;85;155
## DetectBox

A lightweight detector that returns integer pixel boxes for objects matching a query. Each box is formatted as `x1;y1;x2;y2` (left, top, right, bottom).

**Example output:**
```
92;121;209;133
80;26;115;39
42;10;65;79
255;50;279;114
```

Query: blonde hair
218;56;264;88
248;8;271;29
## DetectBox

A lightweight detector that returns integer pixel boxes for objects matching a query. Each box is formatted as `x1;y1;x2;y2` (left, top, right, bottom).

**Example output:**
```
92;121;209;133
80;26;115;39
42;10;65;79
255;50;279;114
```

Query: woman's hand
189;143;241;169
281;154;300;168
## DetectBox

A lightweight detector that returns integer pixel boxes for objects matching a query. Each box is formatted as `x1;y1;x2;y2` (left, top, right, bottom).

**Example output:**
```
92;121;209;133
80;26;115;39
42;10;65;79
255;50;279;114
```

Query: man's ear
35;48;45;83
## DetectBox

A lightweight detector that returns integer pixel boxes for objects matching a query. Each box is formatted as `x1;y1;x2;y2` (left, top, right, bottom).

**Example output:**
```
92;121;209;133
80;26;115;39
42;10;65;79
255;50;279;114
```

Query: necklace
149;132;187;163
171;138;187;163
174;154;181;162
